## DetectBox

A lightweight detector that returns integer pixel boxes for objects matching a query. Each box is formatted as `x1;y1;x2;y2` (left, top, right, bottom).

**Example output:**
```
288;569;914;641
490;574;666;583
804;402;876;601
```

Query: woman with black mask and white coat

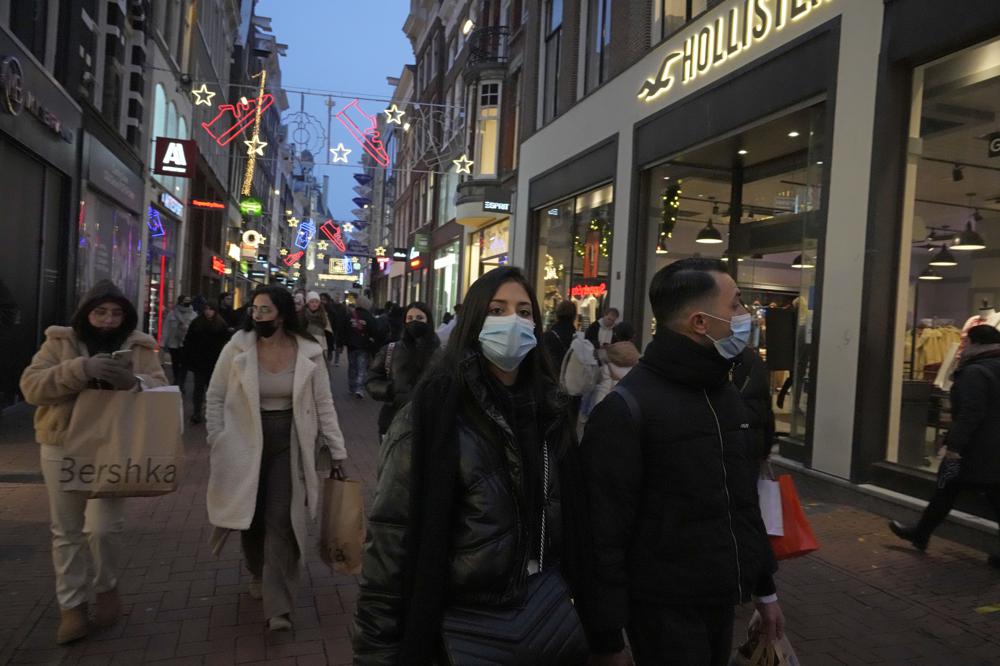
354;267;589;665
365;302;442;437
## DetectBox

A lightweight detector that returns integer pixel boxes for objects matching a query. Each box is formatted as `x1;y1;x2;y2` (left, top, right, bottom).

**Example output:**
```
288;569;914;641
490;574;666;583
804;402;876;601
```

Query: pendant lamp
790;254;815;269
951;221;986;251
918;266;943;281
928;244;957;267
696;219;724;244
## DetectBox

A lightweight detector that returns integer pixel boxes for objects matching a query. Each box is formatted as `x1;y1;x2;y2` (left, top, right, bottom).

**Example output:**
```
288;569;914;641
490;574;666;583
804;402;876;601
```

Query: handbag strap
539;441;550;572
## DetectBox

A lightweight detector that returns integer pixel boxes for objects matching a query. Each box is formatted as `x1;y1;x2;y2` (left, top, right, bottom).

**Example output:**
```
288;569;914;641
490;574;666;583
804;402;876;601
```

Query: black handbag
440;442;589;665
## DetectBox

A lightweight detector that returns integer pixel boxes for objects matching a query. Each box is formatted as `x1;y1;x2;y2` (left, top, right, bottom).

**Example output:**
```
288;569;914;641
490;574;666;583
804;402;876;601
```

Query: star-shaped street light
343;222;355;233
329;142;352;164
383;104;406;124
288;217;299;228
453;154;474;174
375;246;387;257
279;248;289;256
192;84;216;106
317;253;326;260
293;262;301;269
244;135;267;156
317;240;330;251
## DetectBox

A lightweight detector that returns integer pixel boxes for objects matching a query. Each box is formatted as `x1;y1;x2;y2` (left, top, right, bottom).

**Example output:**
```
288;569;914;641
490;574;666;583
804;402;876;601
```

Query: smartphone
111;349;133;364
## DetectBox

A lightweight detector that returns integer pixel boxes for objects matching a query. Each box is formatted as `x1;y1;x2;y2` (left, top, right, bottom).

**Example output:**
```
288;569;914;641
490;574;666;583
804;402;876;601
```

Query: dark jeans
241;410;299;620
348;349;370;394
916;482;1000;545
192;370;212;417
169;347;188;391
627;603;736;666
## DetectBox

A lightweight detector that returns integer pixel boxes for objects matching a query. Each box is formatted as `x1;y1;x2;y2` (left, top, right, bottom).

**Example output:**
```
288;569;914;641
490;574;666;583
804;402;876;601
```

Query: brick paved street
1;363;999;665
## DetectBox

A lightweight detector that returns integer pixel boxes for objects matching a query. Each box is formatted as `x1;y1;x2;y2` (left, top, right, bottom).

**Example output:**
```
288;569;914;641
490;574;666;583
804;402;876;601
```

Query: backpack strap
611;384;642;425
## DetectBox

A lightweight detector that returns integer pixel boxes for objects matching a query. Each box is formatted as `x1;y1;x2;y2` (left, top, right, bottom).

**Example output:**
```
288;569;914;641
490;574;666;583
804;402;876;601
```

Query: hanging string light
241;70;268;197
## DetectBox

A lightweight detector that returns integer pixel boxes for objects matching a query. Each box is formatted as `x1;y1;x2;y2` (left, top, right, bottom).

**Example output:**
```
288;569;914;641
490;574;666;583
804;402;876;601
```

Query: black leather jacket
353;356;569;665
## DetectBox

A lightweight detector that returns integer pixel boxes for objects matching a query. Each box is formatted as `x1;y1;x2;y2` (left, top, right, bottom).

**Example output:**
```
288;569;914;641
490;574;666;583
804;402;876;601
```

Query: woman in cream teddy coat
205;286;347;631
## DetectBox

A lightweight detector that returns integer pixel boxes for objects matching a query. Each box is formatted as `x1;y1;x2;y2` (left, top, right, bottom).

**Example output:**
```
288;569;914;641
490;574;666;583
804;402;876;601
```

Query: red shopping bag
768;475;819;560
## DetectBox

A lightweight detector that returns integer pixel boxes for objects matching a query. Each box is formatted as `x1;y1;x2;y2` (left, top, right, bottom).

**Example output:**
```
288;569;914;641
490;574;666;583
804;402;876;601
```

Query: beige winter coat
205;330;347;554
19;326;169;446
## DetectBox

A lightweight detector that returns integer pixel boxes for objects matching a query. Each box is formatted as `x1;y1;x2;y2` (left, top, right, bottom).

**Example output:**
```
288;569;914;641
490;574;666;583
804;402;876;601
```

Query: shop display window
467;219;510;286
432;241;461;324
887;37;1000;472
534;184;614;329
639;103;827;452
76;193;143;305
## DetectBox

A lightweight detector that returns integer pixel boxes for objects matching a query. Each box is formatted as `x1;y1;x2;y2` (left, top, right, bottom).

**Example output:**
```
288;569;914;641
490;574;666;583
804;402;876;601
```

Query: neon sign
335;99;390;167
282;250;305;267
147;206;165;238
319;220;347;253
294;219;316;250
211;256;226;274
201;94;275;146
637;0;833;103
570;283;608;299
192;199;225;209
240;197;263;216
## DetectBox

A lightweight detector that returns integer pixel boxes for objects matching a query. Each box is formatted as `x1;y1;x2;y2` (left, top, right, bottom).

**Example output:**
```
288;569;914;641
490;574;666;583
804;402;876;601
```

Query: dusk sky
257;0;413;227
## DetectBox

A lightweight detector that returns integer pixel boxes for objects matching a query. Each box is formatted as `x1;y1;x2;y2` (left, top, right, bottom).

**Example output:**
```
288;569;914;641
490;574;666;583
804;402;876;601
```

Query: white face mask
478;314;538;372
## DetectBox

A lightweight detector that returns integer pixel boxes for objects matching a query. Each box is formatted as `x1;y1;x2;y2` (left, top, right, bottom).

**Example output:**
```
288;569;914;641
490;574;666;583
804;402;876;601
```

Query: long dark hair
437;266;557;386
401;301;438;376
242;286;316;341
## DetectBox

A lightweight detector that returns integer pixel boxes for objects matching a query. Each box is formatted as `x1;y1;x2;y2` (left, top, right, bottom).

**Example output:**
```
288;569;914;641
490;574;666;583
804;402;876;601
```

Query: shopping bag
768;475;819;560
729;611;800;666
61;387;184;497
320;476;365;575
758;475;784;537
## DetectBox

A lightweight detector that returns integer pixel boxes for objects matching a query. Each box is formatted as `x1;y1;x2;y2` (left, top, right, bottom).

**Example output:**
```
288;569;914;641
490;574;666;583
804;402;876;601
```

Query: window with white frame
542;0;563;124
475;82;501;177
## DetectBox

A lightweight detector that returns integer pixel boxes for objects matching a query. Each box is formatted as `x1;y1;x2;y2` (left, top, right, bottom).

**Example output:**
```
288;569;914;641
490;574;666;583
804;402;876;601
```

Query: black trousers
191;370;212;416
916;482;1000;545
627;603;735;666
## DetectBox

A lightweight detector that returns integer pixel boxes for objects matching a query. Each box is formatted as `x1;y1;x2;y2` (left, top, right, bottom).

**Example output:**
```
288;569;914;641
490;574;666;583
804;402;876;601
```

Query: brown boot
93;587;121;628
56;605;88;644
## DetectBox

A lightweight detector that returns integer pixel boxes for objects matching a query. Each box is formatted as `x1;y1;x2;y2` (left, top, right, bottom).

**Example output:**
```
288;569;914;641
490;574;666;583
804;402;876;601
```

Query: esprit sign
153;138;197;178
638;0;834;103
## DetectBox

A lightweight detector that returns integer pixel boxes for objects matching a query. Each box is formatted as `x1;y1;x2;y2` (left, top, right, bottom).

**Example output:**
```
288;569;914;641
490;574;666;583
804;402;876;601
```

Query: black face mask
254;319;279;339
406;321;430;339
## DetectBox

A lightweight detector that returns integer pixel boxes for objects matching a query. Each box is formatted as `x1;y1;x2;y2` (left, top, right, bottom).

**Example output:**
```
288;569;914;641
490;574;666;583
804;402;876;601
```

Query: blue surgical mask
479;314;537;372
702;312;752;360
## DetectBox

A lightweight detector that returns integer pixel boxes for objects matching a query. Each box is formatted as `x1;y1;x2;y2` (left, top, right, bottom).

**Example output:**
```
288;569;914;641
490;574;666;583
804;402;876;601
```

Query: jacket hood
44;325;158;350
641;327;732;389
960;343;1000;368
70;280;138;339
605;340;640;368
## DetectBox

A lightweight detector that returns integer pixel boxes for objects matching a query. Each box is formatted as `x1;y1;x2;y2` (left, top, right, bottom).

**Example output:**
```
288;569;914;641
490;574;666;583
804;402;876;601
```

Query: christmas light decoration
294;219;316;250
374;246;387;257
329;142;352;163
453;154;474;174
293;262;301;269
384;103;405;124
241;71;269;196
317;240;330;251
279;248;289;256
288;217;299;228
343;222;355;233
283;250;304;267
147;206;165;238
202;92;274;146
242;230;264;247
192;84;216;106
319;220;347;253
317;253;326;260
336;99;390;167
244;135;267;156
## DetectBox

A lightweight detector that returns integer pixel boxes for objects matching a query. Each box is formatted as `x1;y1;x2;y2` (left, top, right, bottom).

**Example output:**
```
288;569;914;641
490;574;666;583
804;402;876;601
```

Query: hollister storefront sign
638;0;834;103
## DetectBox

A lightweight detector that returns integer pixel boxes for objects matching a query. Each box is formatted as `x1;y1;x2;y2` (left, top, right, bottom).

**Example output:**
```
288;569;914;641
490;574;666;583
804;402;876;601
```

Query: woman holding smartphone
20;280;169;645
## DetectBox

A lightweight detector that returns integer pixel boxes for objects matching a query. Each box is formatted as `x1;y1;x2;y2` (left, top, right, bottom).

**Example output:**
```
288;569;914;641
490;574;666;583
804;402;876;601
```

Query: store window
433;241;461;324
640;103;827;450
887;36;1000;472
585;0;612;94
476;82;501;178
468;219;510;286
535;183;614;329
77;193;143;304
145;207;179;342
658;0;708;41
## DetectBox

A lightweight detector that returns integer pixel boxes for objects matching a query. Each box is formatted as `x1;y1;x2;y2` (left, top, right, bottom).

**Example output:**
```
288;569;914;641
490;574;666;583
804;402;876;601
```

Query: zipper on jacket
704;390;744;602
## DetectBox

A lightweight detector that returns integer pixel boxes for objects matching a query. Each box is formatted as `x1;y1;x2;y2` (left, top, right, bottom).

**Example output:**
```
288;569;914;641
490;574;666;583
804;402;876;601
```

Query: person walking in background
183;301;230;424
890;324;1000;569
325;292;349;367
735;345;776;462
580;258;782;666
578;321;640;434
293;290;306;316
19;280;168;644
354;267;583;664
303;292;333;360
585;307;620;350
218;292;241;333
365;302;442;438
162;295;196;392
205;286;348;633
435;302;461;348
345;295;377;399
543;300;577;370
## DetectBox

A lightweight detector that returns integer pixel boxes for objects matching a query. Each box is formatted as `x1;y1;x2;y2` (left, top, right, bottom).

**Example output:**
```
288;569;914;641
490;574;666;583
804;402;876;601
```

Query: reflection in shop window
888;36;1000;473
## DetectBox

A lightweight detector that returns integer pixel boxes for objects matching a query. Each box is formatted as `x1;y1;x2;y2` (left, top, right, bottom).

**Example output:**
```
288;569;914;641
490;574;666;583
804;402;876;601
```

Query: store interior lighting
918;266;943;281
787;131;800;138
951;221;986;251
928;244;958;267
790;254;815;269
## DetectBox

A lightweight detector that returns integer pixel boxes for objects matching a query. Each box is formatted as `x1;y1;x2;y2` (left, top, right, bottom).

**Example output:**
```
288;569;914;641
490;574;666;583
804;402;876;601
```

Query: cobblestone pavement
1;364;999;665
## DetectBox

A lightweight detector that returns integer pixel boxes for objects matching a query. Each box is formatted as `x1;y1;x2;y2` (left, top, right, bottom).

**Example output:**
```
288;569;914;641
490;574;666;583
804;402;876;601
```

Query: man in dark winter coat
345;296;378;398
183;302;230;423
580;258;782;666
321;292;348;366
890;325;1000;569
544;300;577;370
585;307;620;349
734;346;776;462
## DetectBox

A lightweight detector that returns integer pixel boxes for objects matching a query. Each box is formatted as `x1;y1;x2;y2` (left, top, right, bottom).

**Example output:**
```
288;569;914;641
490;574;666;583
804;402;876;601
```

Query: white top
259;363;294;411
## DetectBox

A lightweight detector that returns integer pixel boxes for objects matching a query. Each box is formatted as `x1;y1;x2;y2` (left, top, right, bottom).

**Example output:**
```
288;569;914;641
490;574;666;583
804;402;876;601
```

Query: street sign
414;232;430;252
153;137;197;178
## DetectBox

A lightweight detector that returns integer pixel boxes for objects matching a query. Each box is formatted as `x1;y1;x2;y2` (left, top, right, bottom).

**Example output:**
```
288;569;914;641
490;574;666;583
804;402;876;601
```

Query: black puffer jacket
734;347;776;461
579;329;777;653
354;355;570;664
948;346;1000;485
365;335;442;434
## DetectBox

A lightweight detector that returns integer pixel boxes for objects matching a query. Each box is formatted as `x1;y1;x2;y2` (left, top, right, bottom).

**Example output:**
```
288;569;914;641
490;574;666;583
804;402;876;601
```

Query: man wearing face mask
580;258;782;666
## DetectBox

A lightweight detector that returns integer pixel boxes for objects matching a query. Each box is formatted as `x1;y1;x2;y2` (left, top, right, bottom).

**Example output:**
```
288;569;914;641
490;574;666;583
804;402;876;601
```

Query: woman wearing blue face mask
354;266;590;665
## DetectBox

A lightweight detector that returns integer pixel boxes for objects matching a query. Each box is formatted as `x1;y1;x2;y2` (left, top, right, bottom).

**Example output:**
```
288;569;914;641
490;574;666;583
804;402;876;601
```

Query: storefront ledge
769;455;1000;556
456;181;511;228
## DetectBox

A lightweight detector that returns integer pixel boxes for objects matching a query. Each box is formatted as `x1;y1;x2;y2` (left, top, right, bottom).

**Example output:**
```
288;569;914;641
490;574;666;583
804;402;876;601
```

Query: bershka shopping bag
320;476;365;575
60;387;184;497
768;475;819;560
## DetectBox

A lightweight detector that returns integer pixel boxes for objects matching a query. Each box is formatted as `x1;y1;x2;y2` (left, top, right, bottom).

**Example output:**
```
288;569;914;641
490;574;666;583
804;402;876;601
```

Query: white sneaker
267;615;292;632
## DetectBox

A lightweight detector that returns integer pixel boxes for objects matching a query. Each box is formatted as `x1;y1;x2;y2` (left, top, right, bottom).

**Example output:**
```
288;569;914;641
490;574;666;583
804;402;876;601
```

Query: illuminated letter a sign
154;137;197;178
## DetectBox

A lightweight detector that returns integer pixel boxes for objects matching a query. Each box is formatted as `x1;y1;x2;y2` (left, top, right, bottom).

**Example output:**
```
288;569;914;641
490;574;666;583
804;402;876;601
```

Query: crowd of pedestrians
16;262;1000;663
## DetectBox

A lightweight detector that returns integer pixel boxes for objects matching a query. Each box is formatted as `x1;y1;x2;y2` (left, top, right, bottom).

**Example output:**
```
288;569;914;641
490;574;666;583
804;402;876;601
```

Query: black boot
889;520;928;551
